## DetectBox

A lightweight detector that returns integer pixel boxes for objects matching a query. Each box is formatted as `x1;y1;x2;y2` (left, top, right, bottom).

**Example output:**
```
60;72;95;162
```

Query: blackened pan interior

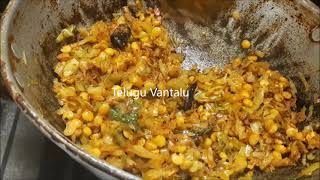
2;0;319;179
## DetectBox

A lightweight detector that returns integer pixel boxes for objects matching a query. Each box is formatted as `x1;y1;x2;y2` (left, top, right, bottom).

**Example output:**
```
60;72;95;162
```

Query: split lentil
53;4;320;180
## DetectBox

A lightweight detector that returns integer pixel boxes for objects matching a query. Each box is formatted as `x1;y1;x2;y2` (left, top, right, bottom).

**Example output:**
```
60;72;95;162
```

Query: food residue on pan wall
52;1;320;180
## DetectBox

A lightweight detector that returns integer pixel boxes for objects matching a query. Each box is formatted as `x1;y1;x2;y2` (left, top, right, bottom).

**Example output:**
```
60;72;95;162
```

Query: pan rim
1;0;319;179
0;0;140;179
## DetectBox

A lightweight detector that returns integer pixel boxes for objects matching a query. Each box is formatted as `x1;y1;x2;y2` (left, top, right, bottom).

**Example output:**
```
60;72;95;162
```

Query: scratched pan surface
1;0;319;179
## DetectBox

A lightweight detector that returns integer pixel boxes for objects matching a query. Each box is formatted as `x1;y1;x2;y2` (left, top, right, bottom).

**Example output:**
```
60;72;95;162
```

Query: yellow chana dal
53;5;320;180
